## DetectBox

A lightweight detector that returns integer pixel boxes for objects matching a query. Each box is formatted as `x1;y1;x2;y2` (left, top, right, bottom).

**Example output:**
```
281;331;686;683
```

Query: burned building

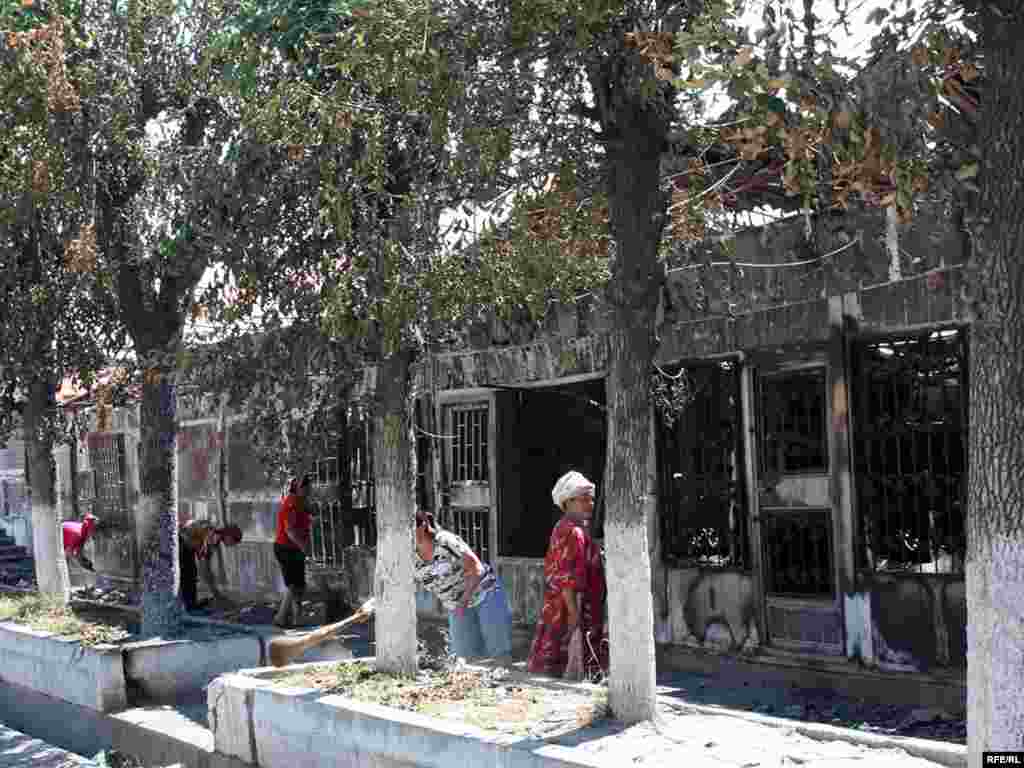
59;207;969;708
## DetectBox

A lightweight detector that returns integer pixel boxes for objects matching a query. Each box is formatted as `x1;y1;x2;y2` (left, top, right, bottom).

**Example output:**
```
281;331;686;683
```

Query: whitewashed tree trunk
604;329;659;725
601;101;668;725
24;377;67;600
965;5;1024;761
372;350;418;676
138;367;184;637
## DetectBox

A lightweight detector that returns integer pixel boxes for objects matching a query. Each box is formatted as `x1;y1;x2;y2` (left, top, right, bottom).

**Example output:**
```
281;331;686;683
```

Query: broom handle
289;610;368;655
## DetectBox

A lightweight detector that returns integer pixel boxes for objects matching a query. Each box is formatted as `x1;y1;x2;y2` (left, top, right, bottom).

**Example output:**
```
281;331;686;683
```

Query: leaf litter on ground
0;593;133;646
268;660;609;737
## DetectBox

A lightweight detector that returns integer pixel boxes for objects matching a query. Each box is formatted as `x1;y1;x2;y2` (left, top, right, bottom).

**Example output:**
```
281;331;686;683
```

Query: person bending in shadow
179;518;243;612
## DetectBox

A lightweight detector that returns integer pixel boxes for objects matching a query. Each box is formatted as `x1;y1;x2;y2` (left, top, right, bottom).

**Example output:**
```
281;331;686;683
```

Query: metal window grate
656;361;749;569
88;433;128;526
310;498;343;568
347;406;376;548
762;509;834;596
852;329;967;574
761;368;828;475
449;405;488;483
313;450;339;488
439;506;490;563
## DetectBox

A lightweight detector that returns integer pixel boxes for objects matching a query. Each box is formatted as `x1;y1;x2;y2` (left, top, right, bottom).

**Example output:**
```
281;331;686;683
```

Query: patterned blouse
415;529;496;611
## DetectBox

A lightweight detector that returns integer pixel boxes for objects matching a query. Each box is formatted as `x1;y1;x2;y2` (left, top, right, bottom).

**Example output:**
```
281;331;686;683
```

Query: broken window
852;329;967;574
760;368;828;476
656;361;749;569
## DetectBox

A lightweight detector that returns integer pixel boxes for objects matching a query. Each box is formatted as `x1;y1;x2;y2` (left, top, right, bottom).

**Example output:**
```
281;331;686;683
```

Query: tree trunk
24;377;68;599
965;5;1024;760
138;367;184;637
602;104;668;725
372;349;418;676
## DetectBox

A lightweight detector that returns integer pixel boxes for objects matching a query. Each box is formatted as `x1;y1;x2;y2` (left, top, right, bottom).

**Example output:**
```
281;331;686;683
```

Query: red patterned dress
527;516;608;677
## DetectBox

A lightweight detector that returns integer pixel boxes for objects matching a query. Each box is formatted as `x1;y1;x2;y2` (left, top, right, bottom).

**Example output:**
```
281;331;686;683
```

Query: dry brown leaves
668;188;706;242
523;182;609;259
7;20;80;112
31;159;49;194
624;31;675;81
64;222;97;273
723;124;773;162
334;111;353;131
397;670;484;708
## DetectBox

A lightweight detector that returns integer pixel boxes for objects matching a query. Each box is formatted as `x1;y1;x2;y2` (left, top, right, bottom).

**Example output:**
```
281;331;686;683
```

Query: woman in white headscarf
526;470;608;678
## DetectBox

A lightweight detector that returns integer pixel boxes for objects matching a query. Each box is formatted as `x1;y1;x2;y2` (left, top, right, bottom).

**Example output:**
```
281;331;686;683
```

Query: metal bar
473;409;480;480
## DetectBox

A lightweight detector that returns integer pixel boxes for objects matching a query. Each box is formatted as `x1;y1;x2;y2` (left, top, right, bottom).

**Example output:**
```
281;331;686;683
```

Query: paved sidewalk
556;701;960;767
0;724;95;768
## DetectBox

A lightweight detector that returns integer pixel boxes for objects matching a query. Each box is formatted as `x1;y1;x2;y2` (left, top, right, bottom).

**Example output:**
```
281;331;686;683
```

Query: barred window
309;498;344;568
852;329;967;574
761;368;828;476
447;404;489;483
438;507;490;563
86;433;129;526
657;361;748;568
347;405;376;549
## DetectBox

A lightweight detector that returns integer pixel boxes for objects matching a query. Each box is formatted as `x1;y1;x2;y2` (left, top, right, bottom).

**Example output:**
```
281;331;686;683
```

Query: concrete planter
123;632;263;703
209;662;594;768
0;619;264;712
0;621;127;712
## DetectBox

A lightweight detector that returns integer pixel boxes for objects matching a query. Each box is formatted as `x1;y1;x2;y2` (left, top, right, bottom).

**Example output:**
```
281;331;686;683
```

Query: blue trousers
446;578;513;659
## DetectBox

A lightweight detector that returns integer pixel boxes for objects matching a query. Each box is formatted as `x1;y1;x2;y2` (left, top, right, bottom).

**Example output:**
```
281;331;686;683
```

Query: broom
268;597;376;667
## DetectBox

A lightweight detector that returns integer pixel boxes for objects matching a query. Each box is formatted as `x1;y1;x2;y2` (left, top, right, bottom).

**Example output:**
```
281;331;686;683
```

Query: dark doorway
496;378;607;559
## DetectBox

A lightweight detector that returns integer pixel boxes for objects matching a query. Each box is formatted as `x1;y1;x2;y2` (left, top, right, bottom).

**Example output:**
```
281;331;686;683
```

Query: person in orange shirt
273;474;312;627
178;519;243;612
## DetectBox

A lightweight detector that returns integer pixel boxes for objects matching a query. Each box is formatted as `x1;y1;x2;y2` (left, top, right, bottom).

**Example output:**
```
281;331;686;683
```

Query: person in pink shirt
62;513;99;571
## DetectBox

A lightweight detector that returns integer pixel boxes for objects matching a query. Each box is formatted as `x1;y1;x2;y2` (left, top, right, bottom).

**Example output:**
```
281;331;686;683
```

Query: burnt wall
856;572;966;672
662;568;759;652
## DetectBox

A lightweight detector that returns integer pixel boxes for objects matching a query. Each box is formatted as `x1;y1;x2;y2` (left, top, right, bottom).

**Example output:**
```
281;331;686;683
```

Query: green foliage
673;0;976;222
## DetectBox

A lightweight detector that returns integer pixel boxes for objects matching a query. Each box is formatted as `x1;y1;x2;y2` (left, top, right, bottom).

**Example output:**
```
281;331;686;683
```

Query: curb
181;615;271;666
0;584;37;595
659;697;966;767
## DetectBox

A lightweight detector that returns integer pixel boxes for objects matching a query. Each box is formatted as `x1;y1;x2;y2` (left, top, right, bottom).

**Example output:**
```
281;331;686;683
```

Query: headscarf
551;471;596;509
